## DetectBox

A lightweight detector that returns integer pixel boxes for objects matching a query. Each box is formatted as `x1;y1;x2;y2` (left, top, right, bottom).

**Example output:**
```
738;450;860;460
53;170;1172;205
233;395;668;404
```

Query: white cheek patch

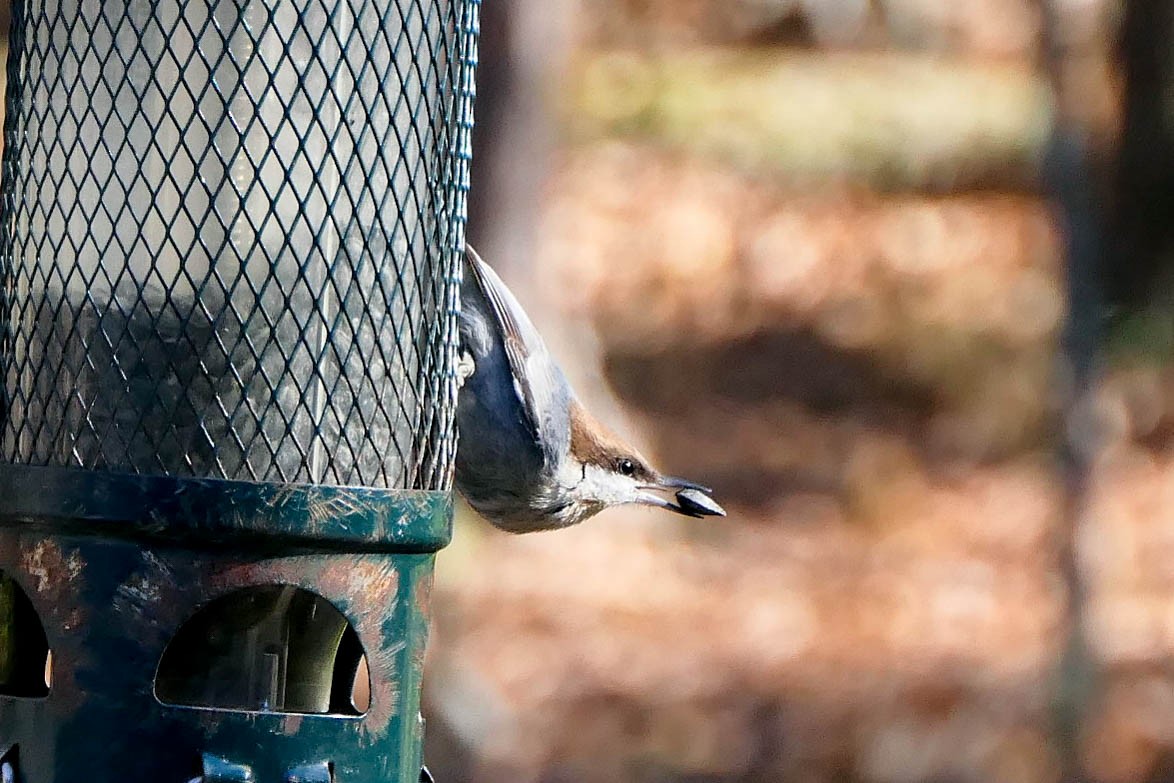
578;463;640;506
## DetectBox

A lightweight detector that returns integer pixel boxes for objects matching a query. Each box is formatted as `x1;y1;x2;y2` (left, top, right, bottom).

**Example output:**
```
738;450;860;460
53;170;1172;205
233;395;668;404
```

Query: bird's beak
656;475;712;494
637;476;726;518
635;491;684;512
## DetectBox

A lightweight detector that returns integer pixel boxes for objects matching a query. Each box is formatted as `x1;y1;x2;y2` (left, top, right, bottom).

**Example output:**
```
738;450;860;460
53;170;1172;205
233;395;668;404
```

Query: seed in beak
675;488;725;517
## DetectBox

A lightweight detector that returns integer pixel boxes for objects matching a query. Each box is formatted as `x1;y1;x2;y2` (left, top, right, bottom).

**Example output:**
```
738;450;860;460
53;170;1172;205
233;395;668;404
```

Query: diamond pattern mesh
0;0;478;489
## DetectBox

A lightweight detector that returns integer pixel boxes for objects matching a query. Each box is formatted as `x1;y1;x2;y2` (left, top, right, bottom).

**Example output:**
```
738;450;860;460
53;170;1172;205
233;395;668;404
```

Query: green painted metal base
0;465;451;782
0;464;452;551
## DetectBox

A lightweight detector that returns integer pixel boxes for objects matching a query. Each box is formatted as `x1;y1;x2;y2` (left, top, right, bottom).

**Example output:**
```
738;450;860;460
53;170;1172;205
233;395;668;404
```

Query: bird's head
557;401;724;525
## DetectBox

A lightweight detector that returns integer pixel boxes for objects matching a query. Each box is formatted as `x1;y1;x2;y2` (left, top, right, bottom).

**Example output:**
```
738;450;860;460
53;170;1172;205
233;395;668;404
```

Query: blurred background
423;1;1174;782
0;0;1171;780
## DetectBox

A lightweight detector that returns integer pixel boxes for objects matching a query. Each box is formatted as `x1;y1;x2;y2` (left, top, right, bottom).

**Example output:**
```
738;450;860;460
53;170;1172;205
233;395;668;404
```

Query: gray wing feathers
463;245;571;462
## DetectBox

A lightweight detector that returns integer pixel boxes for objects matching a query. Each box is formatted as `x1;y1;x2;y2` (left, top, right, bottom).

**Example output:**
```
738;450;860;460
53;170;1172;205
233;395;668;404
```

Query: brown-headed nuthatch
455;246;725;533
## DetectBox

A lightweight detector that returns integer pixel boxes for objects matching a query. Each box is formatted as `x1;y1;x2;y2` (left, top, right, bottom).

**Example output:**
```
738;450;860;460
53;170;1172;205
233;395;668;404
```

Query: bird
454;245;725;533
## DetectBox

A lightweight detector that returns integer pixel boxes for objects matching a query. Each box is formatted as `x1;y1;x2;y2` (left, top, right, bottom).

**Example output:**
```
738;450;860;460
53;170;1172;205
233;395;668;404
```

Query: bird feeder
0;0;478;778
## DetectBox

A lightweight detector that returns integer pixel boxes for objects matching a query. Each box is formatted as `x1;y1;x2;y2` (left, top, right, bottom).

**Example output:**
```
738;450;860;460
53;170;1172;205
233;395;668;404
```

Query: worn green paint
0;468;450;782
0;465;451;552
0;577;14;690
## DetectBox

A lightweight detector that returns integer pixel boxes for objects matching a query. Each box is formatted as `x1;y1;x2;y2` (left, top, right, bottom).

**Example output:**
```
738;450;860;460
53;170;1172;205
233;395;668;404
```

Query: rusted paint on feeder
19;541;82;601
0;470;446;781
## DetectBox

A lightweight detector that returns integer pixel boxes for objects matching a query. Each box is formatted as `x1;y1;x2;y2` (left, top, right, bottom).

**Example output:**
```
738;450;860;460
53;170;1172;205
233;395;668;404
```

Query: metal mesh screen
0;0;478;489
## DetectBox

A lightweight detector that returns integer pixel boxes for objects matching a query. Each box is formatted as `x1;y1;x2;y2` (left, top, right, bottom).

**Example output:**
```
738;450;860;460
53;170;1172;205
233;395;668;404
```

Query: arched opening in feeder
1;744;20;782
154;584;369;716
0;571;51;698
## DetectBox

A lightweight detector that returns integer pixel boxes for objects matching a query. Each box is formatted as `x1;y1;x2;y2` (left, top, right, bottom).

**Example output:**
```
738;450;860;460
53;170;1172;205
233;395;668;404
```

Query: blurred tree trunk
1046;1;1174;781
1112;1;1174;311
466;0;569;282
1039;2;1110;781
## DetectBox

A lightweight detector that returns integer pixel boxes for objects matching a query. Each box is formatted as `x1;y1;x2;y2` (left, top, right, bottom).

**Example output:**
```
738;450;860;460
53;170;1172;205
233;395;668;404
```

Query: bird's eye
616;458;636;476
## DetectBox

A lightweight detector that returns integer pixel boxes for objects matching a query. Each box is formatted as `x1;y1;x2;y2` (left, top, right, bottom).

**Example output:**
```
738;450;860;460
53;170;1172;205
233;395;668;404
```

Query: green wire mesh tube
0;0;474;488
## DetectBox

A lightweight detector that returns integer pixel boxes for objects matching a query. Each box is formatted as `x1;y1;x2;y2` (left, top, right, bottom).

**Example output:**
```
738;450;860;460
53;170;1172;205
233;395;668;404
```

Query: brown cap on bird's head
567;399;724;518
568;400;656;482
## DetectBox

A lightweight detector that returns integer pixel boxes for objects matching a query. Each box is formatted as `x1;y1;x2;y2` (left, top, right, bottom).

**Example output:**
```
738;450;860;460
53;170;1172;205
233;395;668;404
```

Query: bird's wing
463;245;570;459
